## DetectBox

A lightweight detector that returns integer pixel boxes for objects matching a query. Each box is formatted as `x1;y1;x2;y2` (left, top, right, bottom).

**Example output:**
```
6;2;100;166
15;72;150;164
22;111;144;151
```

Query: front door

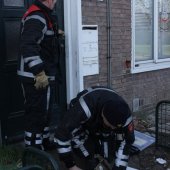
0;0;66;144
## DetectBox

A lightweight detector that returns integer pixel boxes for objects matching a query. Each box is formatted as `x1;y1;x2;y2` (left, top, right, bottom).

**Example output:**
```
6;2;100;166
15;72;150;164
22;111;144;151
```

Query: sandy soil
128;117;170;170
129;145;170;170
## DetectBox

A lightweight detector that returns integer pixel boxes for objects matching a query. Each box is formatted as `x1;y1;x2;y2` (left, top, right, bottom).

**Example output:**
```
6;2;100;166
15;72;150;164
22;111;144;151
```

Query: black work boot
43;138;56;151
42;127;56;151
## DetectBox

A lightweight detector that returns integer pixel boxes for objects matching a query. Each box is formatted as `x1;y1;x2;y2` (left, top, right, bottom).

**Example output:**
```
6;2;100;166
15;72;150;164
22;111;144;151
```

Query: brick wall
81;0;170;116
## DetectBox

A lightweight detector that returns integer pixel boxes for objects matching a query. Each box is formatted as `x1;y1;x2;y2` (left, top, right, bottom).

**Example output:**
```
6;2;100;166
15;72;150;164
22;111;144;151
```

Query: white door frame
64;0;84;104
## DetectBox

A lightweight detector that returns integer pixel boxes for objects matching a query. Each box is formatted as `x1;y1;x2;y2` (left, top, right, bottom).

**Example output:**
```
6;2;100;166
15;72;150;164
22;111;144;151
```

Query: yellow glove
34;71;49;89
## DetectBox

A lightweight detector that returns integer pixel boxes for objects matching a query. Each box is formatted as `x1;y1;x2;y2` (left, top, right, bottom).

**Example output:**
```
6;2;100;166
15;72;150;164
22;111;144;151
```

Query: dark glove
85;158;99;170
112;165;126;170
129;145;140;156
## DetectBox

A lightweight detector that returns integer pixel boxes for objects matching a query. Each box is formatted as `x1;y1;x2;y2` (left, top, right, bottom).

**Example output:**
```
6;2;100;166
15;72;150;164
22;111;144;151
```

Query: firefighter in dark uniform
54;87;135;170
17;0;58;150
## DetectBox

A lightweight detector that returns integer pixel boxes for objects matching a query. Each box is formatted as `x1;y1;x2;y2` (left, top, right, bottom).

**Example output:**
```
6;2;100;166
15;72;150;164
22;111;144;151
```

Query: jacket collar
34;0;53;14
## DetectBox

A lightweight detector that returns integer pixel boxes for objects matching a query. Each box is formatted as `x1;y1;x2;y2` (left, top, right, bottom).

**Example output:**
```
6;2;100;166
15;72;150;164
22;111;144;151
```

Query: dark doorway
0;0;66;144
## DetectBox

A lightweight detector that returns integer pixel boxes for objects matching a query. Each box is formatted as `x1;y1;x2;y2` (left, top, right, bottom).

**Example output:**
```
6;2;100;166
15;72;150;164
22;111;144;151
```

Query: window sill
131;61;170;73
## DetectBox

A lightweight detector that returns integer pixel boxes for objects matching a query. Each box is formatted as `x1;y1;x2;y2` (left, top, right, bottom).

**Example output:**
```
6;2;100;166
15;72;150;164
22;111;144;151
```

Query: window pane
158;0;170;59
135;0;153;62
5;20;20;61
3;0;24;7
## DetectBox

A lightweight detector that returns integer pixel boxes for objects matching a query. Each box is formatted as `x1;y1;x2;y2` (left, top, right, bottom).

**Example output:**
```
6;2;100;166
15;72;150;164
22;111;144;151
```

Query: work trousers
72;132;130;170
21;81;55;148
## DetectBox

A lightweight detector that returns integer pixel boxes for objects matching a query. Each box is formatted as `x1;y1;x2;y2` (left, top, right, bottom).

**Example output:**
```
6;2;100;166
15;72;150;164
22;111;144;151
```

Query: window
132;0;170;73
3;0;24;7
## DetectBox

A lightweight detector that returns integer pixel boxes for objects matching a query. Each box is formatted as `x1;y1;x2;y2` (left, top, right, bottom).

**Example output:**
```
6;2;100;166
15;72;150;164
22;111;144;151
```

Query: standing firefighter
54;86;135;170
17;0;59;150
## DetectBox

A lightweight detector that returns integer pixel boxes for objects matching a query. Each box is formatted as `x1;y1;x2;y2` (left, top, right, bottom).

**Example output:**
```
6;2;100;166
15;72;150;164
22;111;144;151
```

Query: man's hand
34;71;49;89
58;29;64;36
69;165;83;170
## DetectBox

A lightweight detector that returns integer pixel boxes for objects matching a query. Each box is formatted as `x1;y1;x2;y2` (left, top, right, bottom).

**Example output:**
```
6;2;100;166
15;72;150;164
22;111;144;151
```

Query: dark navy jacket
17;0;58;82
54;87;135;168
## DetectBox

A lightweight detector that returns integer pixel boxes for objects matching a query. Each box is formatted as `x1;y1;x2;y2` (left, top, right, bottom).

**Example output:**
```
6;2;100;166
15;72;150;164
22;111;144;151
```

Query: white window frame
131;0;170;73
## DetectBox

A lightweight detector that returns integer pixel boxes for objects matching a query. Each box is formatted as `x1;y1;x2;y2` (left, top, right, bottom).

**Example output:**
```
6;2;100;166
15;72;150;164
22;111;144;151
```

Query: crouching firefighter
54;86;135;170
17;0;61;150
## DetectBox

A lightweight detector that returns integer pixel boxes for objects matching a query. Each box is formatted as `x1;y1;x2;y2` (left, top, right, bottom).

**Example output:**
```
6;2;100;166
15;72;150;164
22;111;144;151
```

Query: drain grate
156;100;170;148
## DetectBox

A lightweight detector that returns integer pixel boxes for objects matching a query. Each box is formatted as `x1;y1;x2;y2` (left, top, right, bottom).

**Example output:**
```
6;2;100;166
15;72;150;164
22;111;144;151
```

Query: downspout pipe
106;0;112;88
